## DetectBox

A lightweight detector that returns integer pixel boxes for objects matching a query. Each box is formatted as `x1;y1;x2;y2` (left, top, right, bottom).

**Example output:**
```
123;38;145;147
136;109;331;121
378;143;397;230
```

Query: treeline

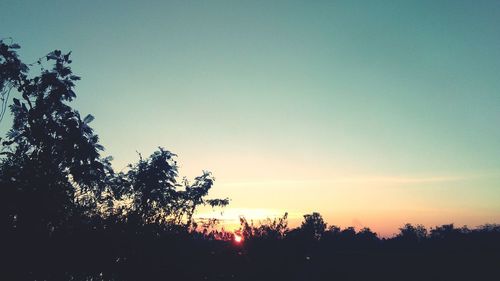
1;40;499;281
235;213;500;281
4;210;500;280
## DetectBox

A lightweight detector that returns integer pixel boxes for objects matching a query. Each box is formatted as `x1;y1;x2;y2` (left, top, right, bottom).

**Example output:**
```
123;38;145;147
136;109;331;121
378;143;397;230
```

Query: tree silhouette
114;148;229;227
0;40;228;235
300;212;327;240
397;223;428;242
0;40;110;234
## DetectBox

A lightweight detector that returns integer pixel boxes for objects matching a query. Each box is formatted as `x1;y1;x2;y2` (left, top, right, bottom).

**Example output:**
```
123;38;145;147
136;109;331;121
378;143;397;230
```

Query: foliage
299;212;327;240
0;40;227;234
113;149;229;226
397;223;428;242
239;212;289;240
1;40;109;233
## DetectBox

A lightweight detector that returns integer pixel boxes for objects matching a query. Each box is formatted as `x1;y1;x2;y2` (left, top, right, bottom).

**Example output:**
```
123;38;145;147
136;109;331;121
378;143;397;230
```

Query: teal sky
2;0;500;236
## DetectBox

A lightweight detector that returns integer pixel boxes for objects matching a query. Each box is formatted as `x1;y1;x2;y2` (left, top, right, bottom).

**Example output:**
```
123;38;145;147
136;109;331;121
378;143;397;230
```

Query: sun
234;234;243;244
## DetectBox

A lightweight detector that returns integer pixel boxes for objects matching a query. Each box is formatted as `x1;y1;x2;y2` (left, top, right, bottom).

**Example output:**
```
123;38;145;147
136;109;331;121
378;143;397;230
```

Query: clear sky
2;0;500;236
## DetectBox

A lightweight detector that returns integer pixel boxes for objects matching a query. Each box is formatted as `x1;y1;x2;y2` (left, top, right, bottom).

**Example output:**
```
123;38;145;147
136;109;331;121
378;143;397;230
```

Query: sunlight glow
194;208;299;231
234;234;243;244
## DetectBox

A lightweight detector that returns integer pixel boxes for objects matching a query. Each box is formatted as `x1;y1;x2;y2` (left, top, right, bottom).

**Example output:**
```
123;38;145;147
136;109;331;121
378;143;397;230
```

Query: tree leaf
83;114;95;124
64;51;72;62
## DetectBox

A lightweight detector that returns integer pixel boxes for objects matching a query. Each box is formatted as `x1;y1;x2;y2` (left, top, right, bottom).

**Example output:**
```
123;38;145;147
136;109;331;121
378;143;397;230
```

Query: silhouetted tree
430;224;460;239
256;212;289;239
300;212;327;240
0;40;110;234
397;223;428;242
357;227;378;241
109;148;229;228
238;213;289;240
1;40;229;234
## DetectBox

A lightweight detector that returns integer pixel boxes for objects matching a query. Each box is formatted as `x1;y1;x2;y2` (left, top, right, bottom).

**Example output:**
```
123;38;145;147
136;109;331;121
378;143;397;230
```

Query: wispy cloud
216;177;453;187
217;172;496;187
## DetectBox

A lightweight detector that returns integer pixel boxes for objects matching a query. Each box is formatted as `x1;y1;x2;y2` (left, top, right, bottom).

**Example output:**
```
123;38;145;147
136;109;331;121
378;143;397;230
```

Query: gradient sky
2;0;500;236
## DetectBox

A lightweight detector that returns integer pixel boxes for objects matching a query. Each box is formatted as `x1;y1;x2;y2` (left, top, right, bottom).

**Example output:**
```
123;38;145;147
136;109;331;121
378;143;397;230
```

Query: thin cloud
217;174;477;187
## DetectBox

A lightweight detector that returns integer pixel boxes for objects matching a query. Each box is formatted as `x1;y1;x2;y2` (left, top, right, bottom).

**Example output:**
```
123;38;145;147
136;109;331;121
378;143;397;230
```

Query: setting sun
234;234;243;244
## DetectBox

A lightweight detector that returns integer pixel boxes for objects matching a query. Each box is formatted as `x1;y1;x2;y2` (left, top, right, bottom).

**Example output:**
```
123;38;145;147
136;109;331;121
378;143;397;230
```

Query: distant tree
327;225;341;234
430;224;459;239
397;223;428;242
238;213;289;241
342;226;356;235
477;224;500;233
256;212;289;239
357;227;378;240
300;212;327;240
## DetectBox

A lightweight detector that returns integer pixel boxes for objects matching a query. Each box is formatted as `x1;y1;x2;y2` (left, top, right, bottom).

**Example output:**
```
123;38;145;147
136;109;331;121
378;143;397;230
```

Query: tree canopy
0;39;228;235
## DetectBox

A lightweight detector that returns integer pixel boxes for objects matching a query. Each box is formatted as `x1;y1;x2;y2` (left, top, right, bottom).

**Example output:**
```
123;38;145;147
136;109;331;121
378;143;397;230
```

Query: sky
1;0;500;236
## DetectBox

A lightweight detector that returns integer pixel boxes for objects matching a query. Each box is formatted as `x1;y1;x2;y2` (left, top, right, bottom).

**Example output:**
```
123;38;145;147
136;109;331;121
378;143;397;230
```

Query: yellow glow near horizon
195;171;500;237
194;207;300;231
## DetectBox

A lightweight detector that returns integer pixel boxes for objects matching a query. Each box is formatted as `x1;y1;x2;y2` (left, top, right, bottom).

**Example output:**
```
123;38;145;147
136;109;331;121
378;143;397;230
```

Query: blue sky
2;0;500;235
